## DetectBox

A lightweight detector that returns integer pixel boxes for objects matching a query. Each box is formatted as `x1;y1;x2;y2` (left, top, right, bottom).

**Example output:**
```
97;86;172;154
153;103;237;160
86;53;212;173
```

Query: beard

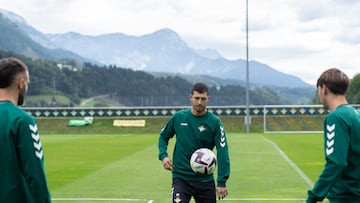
193;105;206;113
17;87;26;106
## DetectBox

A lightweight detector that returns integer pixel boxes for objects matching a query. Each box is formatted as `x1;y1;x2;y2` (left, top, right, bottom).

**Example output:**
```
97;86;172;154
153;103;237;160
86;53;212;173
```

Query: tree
347;73;360;104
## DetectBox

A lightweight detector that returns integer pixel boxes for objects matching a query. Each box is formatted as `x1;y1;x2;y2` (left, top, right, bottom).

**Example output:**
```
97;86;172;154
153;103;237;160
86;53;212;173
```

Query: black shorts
171;177;216;203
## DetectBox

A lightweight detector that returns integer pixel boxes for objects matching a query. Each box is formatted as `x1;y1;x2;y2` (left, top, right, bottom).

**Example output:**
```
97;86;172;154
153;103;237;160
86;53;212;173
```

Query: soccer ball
190;148;217;175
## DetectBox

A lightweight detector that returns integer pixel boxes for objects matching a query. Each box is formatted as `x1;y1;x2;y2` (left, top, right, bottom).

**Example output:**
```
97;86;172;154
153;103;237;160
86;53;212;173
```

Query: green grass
37;117;170;134
44;133;169;202
41;132;328;203
44;133;157;189
264;133;325;181
26;95;72;106
36;116;264;135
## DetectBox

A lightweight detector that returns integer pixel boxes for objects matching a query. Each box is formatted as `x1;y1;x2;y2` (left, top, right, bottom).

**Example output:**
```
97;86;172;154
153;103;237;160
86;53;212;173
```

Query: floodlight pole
245;0;250;133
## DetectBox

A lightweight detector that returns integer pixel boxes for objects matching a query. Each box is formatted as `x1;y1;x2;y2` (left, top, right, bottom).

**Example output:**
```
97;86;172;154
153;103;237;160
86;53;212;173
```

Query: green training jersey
307;105;360;203
158;109;230;187
0;101;51;203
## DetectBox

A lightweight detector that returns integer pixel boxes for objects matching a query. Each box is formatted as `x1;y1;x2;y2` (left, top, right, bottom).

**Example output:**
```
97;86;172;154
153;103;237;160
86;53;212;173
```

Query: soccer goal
263;105;327;133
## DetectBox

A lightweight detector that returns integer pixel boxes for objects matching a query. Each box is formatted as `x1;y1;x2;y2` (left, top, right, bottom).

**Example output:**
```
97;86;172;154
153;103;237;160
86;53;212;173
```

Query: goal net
263;105;327;133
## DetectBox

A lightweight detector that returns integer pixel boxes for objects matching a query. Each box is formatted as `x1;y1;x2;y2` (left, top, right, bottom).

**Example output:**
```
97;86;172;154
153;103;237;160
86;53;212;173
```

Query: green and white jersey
307;105;360;203
158;109;230;187
0;101;51;203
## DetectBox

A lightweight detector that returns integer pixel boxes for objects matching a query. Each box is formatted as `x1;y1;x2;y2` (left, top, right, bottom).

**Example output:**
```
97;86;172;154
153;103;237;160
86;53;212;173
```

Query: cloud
1;0;360;85
335;29;360;45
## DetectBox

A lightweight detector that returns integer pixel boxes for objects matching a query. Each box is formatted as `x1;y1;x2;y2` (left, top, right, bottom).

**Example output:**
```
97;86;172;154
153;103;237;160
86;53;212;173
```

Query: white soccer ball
190;148;217;175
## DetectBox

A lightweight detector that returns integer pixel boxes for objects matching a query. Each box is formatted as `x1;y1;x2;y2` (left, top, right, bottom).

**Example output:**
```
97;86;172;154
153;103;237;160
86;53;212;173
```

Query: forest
2;50;359;107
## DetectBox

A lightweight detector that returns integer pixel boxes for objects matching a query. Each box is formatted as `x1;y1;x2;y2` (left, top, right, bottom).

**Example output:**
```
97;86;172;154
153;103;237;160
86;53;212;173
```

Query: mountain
195;48;222;60
0;8;93;63
45;29;311;88
0;8;311;89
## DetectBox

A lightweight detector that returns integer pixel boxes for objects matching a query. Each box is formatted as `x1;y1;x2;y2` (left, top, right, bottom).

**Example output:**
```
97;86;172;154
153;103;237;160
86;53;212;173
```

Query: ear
17;77;24;89
322;85;329;95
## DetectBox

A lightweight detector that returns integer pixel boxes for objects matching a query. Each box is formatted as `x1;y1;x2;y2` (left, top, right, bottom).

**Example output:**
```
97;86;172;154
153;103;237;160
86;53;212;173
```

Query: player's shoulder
327;105;358;123
175;108;191;116
17;107;33;118
1;103;35;126
2;102;25;115
206;110;220;119
12;105;35;123
331;104;357;116
204;111;222;125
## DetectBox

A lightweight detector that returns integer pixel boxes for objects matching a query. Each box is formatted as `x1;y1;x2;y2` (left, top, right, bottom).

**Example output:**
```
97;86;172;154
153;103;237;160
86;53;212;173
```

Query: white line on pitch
191;197;306;201
264;137;313;187
52;198;149;201
224;198;305;201
52;197;309;202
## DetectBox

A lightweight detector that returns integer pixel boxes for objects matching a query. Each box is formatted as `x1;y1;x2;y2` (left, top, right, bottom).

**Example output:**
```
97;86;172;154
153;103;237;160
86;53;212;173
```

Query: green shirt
0;101;51;203
307;105;360;203
158;109;230;187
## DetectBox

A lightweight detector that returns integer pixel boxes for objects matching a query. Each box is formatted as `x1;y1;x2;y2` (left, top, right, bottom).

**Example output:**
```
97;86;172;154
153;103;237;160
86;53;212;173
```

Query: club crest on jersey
198;125;206;132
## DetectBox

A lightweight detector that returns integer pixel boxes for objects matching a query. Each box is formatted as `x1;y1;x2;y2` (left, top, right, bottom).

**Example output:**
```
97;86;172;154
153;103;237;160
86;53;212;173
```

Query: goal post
263;105;327;134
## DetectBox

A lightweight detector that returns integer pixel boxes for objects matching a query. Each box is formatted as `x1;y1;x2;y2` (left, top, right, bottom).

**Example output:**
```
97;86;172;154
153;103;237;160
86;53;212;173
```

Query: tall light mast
245;0;250;133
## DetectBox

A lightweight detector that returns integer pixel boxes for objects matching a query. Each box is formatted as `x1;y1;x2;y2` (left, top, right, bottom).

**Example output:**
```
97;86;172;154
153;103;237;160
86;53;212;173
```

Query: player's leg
172;178;192;203
191;180;216;203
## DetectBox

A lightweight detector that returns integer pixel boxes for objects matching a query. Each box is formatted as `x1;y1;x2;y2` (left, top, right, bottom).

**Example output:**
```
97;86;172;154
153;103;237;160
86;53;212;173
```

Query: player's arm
161;157;173;171
215;120;230;188
16;117;51;202
158;117;175;164
306;117;349;202
216;187;229;200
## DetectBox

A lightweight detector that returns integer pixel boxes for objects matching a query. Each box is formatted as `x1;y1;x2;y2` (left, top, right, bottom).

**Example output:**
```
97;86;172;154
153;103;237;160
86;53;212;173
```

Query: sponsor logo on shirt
181;122;188;126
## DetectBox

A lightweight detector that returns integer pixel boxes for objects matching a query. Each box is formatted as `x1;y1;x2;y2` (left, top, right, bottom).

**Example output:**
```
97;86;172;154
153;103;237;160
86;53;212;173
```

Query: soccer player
158;82;230;203
305;68;360;203
0;57;51;202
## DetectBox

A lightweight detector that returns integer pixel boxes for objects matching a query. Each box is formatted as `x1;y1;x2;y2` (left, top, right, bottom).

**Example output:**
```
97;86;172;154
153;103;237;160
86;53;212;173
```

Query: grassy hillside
26;95;72;106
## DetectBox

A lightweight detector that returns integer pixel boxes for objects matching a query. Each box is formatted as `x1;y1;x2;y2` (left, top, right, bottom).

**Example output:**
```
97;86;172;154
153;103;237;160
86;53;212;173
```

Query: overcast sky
1;0;360;85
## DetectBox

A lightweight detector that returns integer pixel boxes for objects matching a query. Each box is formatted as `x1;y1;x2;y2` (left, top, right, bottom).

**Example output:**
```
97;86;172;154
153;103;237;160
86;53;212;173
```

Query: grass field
40;132;328;203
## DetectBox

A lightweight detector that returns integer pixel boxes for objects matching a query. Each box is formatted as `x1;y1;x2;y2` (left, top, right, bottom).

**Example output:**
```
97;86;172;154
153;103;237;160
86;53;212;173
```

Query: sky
1;0;360;85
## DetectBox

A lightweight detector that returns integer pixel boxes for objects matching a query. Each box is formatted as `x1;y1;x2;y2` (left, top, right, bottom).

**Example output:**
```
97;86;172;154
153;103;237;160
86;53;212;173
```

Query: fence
22;105;338;118
23;105;360;133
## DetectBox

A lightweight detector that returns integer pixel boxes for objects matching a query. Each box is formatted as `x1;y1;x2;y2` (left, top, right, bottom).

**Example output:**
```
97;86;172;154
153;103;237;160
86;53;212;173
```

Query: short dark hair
316;68;349;95
0;57;28;88
191;82;209;94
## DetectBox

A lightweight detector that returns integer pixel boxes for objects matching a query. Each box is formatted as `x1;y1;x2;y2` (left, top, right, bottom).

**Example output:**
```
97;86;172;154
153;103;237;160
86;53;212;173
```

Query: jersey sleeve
307;115;349;202
215;119;230;187
158;116;176;161
15;116;51;203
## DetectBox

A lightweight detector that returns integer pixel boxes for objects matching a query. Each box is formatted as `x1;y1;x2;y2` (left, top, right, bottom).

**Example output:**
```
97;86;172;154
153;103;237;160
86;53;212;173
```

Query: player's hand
216;187;228;200
162;157;173;171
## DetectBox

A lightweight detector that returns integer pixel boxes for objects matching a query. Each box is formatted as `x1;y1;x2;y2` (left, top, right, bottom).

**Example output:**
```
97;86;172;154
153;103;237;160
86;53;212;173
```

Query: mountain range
0;8;311;89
